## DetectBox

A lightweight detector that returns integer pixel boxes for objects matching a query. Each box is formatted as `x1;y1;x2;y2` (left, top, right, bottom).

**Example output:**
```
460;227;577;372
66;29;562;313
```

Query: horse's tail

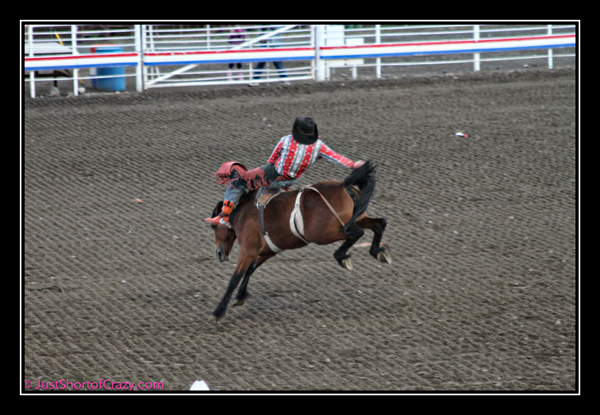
342;160;377;233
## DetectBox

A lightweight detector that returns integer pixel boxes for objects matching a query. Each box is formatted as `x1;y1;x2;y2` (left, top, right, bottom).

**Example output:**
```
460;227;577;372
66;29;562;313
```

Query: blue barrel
93;45;126;91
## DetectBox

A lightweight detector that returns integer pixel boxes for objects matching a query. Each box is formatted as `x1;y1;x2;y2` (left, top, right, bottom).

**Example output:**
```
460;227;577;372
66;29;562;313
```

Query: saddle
255;186;283;210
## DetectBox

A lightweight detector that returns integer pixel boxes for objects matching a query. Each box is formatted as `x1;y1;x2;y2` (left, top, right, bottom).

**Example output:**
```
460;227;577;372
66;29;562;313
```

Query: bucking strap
304;186;345;228
257;185;349;253
289;186;346;244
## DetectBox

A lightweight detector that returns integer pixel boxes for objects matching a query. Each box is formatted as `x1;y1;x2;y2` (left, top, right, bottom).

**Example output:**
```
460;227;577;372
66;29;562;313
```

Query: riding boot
205;200;235;226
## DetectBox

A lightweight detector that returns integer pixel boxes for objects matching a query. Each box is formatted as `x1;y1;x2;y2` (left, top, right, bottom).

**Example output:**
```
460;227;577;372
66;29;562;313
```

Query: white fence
142;24;315;88
23;24;576;98
24;25;141;97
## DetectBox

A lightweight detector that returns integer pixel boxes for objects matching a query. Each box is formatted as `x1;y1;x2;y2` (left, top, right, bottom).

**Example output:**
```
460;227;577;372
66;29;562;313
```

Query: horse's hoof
233;292;249;306
342;258;353;270
377;250;392;264
208;314;221;323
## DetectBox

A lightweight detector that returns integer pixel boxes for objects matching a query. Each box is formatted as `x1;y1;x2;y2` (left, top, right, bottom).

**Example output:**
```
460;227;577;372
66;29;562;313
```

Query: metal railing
23;24;576;98
318;24;576;80
24;24;141;97
142;24;314;88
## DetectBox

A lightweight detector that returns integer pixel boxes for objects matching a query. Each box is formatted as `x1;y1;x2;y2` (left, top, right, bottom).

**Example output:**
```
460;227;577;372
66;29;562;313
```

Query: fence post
547;24;554;69
207;25;211;49
28;25;35;98
473;25;480;72
135;25;144;92
314;25;325;82
71;25;79;96
376;25;381;78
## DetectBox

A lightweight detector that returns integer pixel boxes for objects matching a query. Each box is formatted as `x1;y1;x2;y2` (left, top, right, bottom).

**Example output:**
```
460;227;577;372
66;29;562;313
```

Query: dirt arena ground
23;66;577;393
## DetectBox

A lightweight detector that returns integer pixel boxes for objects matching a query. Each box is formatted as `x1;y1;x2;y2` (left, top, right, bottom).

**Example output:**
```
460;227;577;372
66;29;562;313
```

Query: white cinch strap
263;232;283;253
261;186;313;254
290;188;310;245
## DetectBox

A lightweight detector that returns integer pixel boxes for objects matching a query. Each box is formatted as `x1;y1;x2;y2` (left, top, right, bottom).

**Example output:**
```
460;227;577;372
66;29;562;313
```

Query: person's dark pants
252;61;288;80
224;163;282;207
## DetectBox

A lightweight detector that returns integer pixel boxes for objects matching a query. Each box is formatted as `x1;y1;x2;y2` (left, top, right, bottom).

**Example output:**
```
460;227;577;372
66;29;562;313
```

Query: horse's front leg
355;216;391;264
233;253;276;306
210;249;259;322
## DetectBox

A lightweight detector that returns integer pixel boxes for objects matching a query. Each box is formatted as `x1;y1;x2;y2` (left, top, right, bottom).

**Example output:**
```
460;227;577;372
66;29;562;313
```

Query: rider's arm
318;143;357;168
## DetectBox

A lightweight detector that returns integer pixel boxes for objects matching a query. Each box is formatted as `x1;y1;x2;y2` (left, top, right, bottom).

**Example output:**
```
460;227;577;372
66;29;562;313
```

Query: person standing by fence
249;25;289;86
227;26;246;82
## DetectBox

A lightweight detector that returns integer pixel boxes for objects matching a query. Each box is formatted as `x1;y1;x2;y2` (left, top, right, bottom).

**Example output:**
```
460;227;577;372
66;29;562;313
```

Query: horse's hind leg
356;216;391;264
233;253;275;306
333;225;365;270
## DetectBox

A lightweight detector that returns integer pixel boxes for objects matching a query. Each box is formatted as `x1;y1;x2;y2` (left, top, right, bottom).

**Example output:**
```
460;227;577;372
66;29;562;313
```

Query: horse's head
209;201;236;262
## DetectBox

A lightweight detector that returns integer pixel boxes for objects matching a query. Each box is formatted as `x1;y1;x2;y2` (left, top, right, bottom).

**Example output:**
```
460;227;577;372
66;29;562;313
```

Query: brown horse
207;160;390;321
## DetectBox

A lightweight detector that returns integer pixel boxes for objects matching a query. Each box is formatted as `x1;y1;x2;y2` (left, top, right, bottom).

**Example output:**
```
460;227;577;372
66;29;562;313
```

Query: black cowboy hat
292;117;319;145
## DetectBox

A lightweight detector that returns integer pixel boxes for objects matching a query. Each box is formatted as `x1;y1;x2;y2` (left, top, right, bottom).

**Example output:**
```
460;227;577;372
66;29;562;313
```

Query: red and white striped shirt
267;135;356;180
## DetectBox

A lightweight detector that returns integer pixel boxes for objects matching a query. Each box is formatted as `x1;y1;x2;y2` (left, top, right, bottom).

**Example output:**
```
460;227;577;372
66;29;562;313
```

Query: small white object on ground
190;380;210;391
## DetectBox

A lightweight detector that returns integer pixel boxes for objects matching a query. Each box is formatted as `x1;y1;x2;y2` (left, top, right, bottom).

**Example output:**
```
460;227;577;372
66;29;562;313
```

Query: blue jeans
253;61;288;80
